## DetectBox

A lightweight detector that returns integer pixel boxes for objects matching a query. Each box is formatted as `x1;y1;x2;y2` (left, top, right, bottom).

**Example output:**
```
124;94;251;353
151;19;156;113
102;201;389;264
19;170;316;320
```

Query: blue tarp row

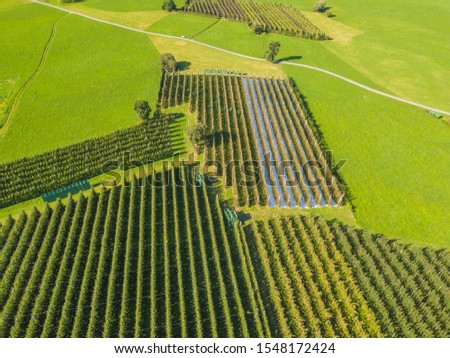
257;78;310;208
249;78;289;208
242;78;277;208
42;179;91;202
253;78;299;208
262;78;317;208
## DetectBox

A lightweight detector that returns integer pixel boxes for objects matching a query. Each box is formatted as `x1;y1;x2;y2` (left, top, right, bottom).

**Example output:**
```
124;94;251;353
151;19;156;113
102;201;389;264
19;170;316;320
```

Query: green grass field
0;3;64;129
0;3;161;162
150;0;450;110
284;65;450;247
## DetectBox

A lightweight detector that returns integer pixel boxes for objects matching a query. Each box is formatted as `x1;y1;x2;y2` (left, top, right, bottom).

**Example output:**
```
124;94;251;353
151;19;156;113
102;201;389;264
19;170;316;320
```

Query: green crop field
0;0;449;341
1;167;448;337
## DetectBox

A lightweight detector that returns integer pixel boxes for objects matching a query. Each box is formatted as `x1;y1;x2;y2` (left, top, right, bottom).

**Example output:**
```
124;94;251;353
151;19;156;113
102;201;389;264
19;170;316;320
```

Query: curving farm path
33;0;450;116
0;13;67;136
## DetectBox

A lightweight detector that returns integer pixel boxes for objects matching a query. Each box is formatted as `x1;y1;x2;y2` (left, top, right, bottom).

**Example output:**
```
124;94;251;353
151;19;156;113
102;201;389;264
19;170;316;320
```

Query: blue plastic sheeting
258;78;312;209
262;79;317;208
41;179;91;203
246;78;287;208
275;80;329;207
242;78;277;207
253;79;297;208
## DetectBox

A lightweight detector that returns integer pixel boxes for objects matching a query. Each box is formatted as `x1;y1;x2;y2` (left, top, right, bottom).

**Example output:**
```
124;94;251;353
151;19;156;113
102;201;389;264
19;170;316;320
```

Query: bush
158;53;177;73
134;100;152;121
313;0;327;13
161;0;176;12
185;124;207;154
252;23;267;35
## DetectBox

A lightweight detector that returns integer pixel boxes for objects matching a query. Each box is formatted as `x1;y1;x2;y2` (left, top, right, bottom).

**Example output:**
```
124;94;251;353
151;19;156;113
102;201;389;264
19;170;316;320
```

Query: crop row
0;166;266;337
161;72;344;209
182;0;329;40
0;117;173;208
243;215;450;337
0;167;448;337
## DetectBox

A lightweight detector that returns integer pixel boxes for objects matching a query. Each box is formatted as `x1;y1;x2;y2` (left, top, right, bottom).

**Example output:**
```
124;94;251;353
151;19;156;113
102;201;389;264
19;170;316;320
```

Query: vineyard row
0;116;174;208
1;166;449;337
160;72;344;209
182;0;329;40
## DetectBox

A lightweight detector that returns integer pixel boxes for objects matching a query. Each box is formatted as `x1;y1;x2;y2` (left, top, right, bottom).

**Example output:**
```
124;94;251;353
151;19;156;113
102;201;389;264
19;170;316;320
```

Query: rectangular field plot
1;168;448;337
182;0;329;40
160;72;344;209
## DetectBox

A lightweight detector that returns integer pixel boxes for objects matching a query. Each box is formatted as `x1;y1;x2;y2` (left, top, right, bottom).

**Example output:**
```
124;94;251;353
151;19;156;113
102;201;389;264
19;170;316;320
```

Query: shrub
134;100;152;121
158;53;177;73
185;123;207;154
313;0;327;13
161;0;176;12
252;23;267;35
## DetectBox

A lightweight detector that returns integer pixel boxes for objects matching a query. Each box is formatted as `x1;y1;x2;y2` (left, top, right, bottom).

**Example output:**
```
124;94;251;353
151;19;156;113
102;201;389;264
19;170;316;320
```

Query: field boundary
0;13;67;137
32;0;450;116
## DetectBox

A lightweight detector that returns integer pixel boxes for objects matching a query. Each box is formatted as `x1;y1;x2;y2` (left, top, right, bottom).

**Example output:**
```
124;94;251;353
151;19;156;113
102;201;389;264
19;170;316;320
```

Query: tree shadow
276;55;302;63
177;61;191;71
205;130;232;148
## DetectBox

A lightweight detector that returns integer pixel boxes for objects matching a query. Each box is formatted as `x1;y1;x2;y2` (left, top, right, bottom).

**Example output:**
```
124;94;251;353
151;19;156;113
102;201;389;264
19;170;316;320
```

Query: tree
161;0;176;12
185;124;207;154
313;0;327;13
134;100;151;121
158;53;177;73
265;42;281;63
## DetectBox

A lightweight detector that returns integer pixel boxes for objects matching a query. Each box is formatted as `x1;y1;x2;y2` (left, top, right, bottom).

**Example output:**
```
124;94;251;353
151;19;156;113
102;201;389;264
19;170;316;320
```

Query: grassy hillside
0;4;161;162
284;65;450;247
0;4;64;129
254;0;450;110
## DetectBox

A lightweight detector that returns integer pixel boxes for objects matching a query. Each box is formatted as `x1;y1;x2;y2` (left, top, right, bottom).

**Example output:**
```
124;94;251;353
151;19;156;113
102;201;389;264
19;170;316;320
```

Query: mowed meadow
0;1;161;162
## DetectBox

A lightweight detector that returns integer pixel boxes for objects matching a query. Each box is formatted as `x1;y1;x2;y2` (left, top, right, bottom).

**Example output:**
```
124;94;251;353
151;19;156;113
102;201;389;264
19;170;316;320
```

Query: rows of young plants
243;215;450;337
330;222;450;337
182;0;328;40
160;72;343;209
183;0;246;21
0;166;268;337
1;170;448;337
0;118;173;208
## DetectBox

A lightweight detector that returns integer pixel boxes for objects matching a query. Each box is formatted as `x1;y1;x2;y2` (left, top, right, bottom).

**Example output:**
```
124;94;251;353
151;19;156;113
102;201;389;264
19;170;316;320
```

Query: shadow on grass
177;61;191;71
277;55;302;63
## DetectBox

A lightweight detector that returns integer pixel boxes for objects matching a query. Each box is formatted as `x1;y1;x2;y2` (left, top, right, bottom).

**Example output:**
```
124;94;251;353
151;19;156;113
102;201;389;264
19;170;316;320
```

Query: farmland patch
160;73;344;209
1;168;448;337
